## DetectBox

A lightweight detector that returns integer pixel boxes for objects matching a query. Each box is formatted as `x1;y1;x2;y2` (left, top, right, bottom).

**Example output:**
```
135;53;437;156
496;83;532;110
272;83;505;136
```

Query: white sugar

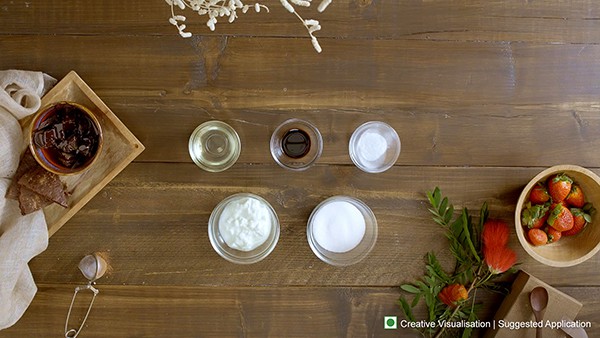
312;201;366;253
357;131;388;164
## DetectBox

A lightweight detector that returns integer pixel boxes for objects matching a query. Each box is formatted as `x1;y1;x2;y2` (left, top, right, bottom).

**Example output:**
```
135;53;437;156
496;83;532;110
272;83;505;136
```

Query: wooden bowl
515;165;600;267
29;101;103;175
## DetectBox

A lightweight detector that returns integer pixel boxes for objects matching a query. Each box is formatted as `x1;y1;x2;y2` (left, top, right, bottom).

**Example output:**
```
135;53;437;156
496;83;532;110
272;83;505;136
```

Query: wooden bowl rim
28;101;103;176
515;165;600;267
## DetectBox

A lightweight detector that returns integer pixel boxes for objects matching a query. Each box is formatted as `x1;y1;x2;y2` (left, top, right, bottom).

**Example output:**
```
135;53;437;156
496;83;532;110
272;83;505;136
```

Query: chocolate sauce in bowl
282;129;311;159
33;103;100;170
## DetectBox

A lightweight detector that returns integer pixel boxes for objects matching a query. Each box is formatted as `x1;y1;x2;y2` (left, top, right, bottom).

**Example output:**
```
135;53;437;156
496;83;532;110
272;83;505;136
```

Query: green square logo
384;316;397;329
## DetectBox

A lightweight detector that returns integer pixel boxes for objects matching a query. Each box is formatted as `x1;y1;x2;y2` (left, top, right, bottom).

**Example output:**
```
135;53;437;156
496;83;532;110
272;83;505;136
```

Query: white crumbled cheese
219;197;272;251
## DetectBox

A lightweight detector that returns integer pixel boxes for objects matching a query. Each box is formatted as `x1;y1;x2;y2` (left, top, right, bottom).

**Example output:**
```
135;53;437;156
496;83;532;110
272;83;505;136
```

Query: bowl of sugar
349;121;400;173
208;193;280;264
307;196;378;266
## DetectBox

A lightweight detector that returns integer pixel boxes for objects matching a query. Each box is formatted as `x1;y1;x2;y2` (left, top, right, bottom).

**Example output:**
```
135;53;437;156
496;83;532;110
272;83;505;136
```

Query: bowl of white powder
349;121;400;173
209;193;280;264
307;196;378;266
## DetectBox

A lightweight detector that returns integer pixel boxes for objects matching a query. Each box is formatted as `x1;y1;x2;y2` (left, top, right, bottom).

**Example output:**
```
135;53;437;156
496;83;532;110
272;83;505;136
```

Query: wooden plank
26;163;600;287
1;1;600;44
1;284;598;337
104;102;600;167
3;36;600;166
3;36;600;108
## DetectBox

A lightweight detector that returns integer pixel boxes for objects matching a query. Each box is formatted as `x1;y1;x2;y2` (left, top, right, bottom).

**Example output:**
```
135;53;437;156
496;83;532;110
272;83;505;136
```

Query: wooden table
2;1;600;337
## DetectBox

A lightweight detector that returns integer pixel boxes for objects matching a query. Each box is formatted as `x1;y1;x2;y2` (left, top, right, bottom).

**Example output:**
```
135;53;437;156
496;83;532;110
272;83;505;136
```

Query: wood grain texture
1;1;600;44
2;0;600;336
0;284;598;338
24;163;600;287
2;36;600;166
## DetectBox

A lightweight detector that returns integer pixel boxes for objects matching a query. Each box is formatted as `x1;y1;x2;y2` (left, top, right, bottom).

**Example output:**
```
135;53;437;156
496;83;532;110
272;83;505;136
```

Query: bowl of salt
307;196;378;266
349;121;400;173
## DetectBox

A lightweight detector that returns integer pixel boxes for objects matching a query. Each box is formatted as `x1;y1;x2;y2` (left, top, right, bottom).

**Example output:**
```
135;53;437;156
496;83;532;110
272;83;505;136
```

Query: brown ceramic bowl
29;101;103;175
515;165;600;267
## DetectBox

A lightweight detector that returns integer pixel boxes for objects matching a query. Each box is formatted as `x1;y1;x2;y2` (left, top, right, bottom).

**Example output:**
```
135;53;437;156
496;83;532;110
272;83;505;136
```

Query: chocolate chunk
32;103;100;170
5;150;39;200
18;186;53;215
18;166;68;208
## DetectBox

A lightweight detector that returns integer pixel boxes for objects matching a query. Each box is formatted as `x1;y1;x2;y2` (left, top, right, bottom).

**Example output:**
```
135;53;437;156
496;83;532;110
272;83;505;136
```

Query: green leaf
460;209;481;262
439;197;449;217
401;284;421;294
426;252;451;283
398;297;416;322
424;275;436;287
444;205;455;224
415;280;429;292
474;202;488;251
411;293;421;308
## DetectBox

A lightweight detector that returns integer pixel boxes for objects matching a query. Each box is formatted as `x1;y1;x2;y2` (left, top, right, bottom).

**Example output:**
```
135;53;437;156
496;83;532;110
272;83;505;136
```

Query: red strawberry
547;174;573;202
547;203;574;232
529;183;551;204
545;227;562;243
521;203;549;229
562;208;591;236
565;184;585;208
528;228;548;246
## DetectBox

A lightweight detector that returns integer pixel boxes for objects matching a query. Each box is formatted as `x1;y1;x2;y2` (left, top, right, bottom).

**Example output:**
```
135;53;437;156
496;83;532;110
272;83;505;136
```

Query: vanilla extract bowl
29;101;103;175
270;118;323;171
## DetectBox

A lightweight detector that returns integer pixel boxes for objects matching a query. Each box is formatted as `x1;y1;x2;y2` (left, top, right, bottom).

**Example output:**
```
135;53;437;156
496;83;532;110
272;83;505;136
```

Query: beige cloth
0;70;56;330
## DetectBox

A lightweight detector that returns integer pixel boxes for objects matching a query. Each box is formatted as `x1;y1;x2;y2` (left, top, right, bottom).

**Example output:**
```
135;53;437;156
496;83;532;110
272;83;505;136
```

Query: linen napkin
0;69;56;330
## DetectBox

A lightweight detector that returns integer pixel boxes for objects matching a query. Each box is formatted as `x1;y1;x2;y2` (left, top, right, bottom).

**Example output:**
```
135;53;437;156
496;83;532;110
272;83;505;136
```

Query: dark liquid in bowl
33;103;100;170
282;129;311;158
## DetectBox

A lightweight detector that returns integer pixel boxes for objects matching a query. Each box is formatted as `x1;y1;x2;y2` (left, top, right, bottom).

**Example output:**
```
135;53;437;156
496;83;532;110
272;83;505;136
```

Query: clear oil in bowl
188;121;241;172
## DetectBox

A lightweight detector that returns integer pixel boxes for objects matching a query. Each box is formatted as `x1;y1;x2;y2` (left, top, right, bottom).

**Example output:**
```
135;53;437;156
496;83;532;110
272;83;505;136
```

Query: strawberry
547;203;574;232
562;208;591;236
545;227;562;243
528;228;548;246
565;184;585;208
547;173;573;202
521;202;549;229
529;183;551;204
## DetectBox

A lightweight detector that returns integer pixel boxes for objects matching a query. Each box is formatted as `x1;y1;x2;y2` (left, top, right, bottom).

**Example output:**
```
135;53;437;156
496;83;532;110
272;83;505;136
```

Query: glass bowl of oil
188;120;241;172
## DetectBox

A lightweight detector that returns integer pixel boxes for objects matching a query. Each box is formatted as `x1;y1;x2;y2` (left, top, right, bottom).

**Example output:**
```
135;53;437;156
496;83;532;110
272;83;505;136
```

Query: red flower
482;219;510;249
484;245;517;274
438;284;468;308
482;219;517;274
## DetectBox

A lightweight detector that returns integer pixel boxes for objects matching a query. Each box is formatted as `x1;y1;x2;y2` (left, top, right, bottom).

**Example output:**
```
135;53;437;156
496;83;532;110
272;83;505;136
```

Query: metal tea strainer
64;253;108;338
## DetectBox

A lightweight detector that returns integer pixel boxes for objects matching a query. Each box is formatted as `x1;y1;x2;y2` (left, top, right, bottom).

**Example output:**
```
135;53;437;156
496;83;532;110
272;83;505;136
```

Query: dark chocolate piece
5;150;39;200
18;186;53;215
18;166;68;208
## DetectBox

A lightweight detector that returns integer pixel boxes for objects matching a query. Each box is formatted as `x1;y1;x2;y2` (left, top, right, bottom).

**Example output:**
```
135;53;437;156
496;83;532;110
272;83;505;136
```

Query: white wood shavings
165;0;333;52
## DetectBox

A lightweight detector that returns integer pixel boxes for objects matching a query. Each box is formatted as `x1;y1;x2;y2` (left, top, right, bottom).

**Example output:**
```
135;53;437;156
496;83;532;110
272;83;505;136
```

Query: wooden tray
484;270;582;338
19;70;145;237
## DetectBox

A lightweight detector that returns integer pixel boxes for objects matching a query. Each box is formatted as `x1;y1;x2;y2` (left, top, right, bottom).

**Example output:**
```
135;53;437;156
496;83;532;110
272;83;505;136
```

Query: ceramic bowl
515;165;600;267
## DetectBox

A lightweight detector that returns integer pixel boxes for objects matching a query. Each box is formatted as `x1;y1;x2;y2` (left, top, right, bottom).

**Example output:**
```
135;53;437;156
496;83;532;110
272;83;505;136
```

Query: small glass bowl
307;196;378;266
189;121;241;172
349;121;400;173
208;193;280;264
270;118;323;171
